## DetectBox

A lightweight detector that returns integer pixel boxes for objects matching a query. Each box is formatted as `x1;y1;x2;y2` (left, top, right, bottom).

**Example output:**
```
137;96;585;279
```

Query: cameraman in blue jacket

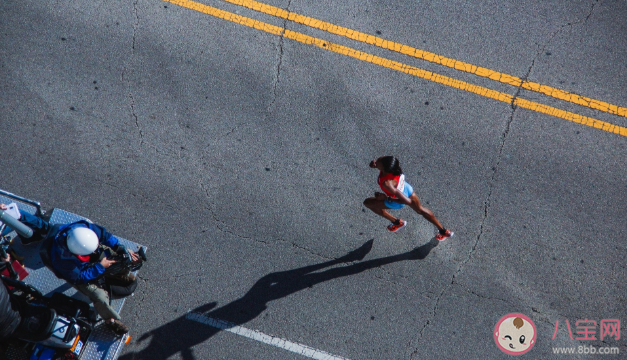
1;203;138;336
49;221;139;335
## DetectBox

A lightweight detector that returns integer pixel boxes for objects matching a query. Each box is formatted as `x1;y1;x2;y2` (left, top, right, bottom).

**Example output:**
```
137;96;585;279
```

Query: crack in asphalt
124;0;143;145
526;0;598;75
503;0;600;112
131;0;139;51
225;127;237;136
276;237;339;260
129;94;142;144
268;0;291;111
453;283;515;306
205;203;257;241
372;264;441;298
198;181;260;243
409;19;564;357
410;83;517;360
198;181;342;262
584;0;598;23
372;271;438;300
409;6;600;352
409;285;446;359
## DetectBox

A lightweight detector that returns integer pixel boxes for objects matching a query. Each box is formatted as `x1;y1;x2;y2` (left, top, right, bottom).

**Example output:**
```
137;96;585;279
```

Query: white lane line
186;312;351;360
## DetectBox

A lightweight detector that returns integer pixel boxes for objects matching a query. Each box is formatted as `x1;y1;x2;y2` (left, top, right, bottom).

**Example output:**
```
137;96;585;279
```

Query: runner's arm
382;180;411;205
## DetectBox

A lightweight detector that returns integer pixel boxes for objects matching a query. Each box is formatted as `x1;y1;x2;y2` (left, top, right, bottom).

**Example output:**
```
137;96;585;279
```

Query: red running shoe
387;219;407;232
436;229;454;241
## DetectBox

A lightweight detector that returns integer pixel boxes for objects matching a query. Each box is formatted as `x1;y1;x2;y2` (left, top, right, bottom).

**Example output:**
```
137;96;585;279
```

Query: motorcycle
1;275;95;359
0;189;146;360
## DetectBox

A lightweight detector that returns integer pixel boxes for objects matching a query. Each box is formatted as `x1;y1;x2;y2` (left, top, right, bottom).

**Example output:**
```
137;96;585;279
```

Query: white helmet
66;227;99;255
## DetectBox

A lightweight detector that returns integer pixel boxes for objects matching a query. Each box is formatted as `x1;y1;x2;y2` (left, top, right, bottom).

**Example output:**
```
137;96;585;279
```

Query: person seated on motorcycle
0;254;21;340
49;221;140;336
1;203;140;335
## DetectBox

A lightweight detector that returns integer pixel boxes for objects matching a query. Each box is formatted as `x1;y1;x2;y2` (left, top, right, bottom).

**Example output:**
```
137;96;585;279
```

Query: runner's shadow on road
120;238;439;360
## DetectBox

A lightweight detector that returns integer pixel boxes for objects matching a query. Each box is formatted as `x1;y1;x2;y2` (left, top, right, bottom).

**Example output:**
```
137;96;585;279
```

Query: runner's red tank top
378;172;405;198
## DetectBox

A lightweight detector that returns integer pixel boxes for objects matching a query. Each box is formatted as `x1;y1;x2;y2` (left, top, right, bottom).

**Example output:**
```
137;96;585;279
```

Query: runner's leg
407;194;445;232
363;197;397;223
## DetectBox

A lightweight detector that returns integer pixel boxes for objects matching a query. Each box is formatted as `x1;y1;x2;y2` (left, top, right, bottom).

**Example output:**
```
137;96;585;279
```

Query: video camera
104;246;147;276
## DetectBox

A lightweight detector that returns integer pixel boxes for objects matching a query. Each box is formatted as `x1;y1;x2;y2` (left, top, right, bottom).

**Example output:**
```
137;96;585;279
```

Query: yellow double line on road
164;0;627;137
223;0;627;119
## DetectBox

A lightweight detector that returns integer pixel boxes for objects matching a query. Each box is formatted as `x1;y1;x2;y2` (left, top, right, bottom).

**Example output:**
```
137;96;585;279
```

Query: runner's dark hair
380;156;403;175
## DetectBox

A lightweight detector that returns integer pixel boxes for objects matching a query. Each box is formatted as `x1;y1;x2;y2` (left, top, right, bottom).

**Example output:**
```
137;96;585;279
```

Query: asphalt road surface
1;0;626;359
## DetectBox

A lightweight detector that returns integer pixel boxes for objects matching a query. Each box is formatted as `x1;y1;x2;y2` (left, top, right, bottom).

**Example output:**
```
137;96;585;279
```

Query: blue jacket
49;221;120;285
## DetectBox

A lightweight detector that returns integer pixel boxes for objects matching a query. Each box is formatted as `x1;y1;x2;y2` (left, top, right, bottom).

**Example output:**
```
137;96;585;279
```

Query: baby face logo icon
494;313;537;355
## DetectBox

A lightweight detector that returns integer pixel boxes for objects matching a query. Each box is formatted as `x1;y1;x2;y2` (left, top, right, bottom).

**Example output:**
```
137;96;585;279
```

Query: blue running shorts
384;182;414;209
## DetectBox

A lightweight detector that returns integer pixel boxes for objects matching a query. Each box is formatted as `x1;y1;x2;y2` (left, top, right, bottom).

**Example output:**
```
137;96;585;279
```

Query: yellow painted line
163;0;627;137
220;0;627;119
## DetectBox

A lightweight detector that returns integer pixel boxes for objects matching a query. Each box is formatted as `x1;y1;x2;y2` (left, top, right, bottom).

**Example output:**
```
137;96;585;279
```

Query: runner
363;156;454;241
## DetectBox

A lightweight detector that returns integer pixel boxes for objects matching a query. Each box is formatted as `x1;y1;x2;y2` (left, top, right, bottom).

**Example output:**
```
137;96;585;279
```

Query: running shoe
436;229;454;241
387;219;407;232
